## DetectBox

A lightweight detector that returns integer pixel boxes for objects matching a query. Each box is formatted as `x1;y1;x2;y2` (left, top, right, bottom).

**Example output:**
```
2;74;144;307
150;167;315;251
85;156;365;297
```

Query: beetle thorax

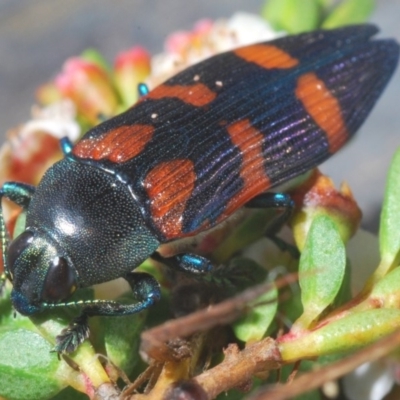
25;158;159;287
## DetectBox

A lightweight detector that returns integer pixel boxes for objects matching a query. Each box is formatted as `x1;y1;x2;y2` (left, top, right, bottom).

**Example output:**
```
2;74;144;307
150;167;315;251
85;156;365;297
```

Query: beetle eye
7;231;34;275
41;257;76;302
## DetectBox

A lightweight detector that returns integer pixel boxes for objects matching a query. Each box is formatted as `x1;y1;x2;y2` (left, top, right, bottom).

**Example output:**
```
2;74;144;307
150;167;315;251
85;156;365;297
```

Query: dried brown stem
194;337;282;399
140;274;297;362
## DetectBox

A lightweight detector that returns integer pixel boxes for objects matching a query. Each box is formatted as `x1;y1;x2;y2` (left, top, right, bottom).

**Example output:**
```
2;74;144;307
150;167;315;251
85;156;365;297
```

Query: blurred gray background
0;0;399;231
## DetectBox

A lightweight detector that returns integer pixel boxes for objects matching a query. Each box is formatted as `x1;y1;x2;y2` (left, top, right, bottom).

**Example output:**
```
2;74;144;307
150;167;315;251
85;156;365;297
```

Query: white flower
148;12;282;88
25;99;80;141
343;361;394;400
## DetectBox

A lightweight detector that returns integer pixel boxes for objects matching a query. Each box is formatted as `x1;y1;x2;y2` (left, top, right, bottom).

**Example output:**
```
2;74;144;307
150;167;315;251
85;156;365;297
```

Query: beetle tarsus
54;272;161;353
54;314;90;354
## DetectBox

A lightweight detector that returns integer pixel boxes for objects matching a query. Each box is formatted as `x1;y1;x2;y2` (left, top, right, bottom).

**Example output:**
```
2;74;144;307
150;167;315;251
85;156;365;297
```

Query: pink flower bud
114;46;151;107
290;169;362;250
36;82;63;105
55;58;118;125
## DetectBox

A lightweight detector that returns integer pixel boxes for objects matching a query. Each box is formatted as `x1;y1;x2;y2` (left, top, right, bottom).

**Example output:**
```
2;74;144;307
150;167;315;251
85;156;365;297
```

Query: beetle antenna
0;191;10;284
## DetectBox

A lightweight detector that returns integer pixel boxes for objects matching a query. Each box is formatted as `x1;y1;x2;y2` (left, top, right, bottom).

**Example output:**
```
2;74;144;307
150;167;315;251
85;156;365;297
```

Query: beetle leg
53;271;160;353
0;183;36;286
246;192;299;257
267;234;300;259
1;182;36;209
245;192;294;233
151;251;214;274
245;192;293;210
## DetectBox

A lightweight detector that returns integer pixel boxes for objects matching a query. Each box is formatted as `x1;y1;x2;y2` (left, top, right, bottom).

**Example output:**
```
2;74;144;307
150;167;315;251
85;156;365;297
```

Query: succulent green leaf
280;309;400;361
317;0;334;8
322;0;375;28
233;283;277;343
261;0;321;33
298;215;346;327
379;147;400;271
332;258;352;308
369;266;400;308
0;329;63;400
221;258;276;342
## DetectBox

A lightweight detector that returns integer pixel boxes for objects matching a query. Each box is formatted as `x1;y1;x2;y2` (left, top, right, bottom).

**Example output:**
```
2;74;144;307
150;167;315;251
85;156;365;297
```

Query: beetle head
8;229;77;315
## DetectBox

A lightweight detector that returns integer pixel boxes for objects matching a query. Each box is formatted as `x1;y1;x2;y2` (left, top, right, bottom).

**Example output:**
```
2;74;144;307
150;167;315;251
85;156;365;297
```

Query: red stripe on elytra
235;44;299;69
73;125;154;162
222;119;271;218
144;159;196;239
295;73;348;153
146;83;217;107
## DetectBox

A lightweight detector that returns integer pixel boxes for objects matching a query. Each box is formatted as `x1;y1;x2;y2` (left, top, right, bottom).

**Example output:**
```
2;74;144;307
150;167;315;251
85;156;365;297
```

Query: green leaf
280;309;400;361
297;215;346;327
233;283;277;343
0;286;111;397
317;0;334;8
0;329;64;400
322;0;375;29
223;258;277;342
379;147;400;272
261;0;322;33
279;283;303;325
369;266;400;308
332;258;352;308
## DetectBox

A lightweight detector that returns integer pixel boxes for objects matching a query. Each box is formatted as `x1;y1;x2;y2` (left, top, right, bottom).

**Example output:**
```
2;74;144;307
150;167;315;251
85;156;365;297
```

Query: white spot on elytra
216;81;223;87
193;74;200;81
151;113;158;119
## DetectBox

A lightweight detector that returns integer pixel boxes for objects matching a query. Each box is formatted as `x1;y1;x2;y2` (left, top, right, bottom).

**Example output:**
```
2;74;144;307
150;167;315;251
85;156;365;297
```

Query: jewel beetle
0;24;399;354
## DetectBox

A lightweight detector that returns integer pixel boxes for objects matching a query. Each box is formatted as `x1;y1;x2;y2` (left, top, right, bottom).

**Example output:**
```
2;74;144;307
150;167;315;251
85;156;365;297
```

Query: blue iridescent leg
152;194;295;274
152;252;214;274
1;182;35;209
54;271;160;353
246;192;293;210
